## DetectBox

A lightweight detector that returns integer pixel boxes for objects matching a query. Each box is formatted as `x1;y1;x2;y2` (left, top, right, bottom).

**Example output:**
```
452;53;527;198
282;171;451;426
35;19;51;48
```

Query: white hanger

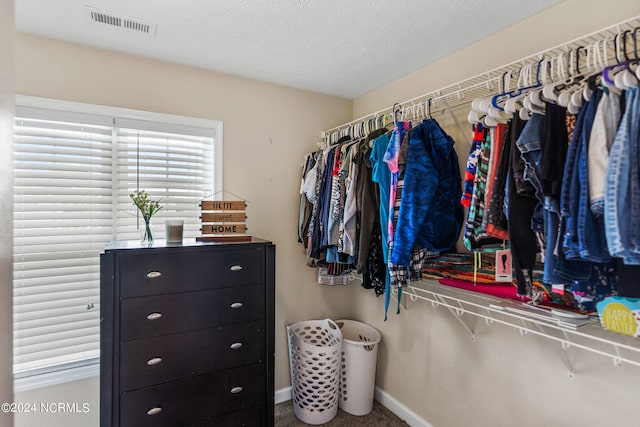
583;38;608;101
541;53;564;103
504;66;530;114
519;107;532;120
521;60;546;115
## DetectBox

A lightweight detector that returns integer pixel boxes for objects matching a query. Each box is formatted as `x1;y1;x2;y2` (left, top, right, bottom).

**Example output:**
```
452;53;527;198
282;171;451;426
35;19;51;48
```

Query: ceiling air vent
86;6;157;37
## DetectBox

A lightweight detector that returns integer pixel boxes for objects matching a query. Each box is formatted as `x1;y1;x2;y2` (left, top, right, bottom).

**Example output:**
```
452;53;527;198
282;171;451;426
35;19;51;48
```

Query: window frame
13;95;223;392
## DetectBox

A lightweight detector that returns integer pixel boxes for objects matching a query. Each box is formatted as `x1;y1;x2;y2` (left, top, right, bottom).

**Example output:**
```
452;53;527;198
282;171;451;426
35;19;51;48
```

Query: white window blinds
13;100;220;378
113;119;215;242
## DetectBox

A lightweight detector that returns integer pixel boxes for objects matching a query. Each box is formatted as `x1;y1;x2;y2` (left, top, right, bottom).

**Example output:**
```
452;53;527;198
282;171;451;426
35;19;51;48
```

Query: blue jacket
390;119;463;266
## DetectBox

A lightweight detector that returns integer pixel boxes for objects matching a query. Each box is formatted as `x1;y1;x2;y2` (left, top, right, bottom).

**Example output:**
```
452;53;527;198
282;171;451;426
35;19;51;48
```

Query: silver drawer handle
230;387;243;394
147;357;162;366
230;342;243;350
146;271;162;279
230;265;243;271
146;312;162;320
147;407;162;416
230;302;244;309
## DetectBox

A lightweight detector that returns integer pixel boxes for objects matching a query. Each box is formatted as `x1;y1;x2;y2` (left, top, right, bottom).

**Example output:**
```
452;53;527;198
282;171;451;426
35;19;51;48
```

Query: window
13;96;222;389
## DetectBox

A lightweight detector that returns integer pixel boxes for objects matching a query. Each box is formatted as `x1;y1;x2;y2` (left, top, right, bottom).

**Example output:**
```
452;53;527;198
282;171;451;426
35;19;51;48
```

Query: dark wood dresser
100;238;275;427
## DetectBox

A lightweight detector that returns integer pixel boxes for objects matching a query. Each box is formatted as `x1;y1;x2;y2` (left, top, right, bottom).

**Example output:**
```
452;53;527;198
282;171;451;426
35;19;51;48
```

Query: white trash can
287;318;343;425
335;319;382;416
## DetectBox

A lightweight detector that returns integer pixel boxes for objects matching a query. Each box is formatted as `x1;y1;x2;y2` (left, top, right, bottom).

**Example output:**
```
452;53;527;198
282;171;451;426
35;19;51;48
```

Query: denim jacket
605;87;640;264
561;90;610;263
390;119;463;266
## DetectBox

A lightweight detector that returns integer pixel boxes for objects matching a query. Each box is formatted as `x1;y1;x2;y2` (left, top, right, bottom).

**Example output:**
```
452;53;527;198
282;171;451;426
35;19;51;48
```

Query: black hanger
614;32;623;64
621;30;631;63
634;27;640;61
574;46;584;76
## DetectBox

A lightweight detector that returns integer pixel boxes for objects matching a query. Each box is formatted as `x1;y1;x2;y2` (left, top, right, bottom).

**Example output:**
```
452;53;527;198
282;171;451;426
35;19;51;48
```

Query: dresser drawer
188;405;261;427
120;321;263;392
120;285;264;341
120;364;263;427
118;246;264;298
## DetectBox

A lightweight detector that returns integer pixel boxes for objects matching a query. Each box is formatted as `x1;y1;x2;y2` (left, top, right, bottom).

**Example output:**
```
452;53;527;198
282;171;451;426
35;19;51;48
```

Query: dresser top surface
104;237;271;252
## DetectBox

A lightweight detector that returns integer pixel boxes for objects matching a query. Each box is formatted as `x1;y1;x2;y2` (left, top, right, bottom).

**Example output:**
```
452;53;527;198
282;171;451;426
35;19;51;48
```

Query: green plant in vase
130;190;162;245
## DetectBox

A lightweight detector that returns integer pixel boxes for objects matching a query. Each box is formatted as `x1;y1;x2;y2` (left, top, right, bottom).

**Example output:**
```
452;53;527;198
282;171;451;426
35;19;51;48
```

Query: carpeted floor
275;400;409;426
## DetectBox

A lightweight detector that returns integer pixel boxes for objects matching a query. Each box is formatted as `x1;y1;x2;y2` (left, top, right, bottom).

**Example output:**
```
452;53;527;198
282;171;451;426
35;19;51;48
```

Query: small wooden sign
197;198;251;242
201;212;247;223
202;224;248;235
200;200;246;211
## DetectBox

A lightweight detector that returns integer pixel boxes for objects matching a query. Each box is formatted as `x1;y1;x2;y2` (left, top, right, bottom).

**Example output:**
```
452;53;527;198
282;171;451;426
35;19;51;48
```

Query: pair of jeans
516;113;545;198
561;90;608;262
605;87;640;264
544;197;594;284
543;197;567;285
576;91;609;262
516;113;546;234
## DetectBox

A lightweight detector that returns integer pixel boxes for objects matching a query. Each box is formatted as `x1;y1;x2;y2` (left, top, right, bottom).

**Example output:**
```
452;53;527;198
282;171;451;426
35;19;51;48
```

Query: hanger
579;37;610;103
612;29;639;90
555;47;588;107
467;73;506;124
496;59;544;119
486;71;514;123
515;59;547;119
392;103;402;126
504;67;531;114
600;33;625;93
541;52;566;103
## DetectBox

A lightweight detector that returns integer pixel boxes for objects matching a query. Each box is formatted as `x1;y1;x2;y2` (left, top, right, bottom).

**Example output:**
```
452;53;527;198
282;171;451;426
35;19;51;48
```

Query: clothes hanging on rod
305;15;640;317
389;119;462;271
462;124;505;250
439;25;640;310
461;80;640;310
299;115;464;319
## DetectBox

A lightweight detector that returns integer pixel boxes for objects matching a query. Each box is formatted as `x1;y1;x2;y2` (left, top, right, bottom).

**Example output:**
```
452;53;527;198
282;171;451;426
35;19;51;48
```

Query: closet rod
321;14;640;143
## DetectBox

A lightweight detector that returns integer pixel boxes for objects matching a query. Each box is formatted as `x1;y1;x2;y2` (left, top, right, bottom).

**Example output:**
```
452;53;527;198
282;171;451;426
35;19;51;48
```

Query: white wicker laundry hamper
287;318;343;425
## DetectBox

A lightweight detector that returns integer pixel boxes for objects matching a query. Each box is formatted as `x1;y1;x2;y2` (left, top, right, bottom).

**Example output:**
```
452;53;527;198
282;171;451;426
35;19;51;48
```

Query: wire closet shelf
321;15;640;146
332;15;640;375
391;281;640;378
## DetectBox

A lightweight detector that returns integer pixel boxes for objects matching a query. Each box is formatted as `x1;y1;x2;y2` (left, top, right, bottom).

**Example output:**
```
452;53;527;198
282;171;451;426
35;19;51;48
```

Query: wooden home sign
197;200;251;242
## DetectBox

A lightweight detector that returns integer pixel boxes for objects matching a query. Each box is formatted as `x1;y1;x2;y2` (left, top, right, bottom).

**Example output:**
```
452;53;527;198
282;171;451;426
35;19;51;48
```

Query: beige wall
0;0;14;426
11;1;640;426
352;1;640;426
13;33;353;426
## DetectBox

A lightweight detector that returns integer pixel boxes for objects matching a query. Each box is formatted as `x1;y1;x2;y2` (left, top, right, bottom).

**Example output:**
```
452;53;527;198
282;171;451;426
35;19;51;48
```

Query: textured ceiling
16;0;561;98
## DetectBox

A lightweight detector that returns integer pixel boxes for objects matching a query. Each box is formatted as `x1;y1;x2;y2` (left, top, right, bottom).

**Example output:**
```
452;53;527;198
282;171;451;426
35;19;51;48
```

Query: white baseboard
274;386;292;404
275;385;432;427
374;387;433;427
